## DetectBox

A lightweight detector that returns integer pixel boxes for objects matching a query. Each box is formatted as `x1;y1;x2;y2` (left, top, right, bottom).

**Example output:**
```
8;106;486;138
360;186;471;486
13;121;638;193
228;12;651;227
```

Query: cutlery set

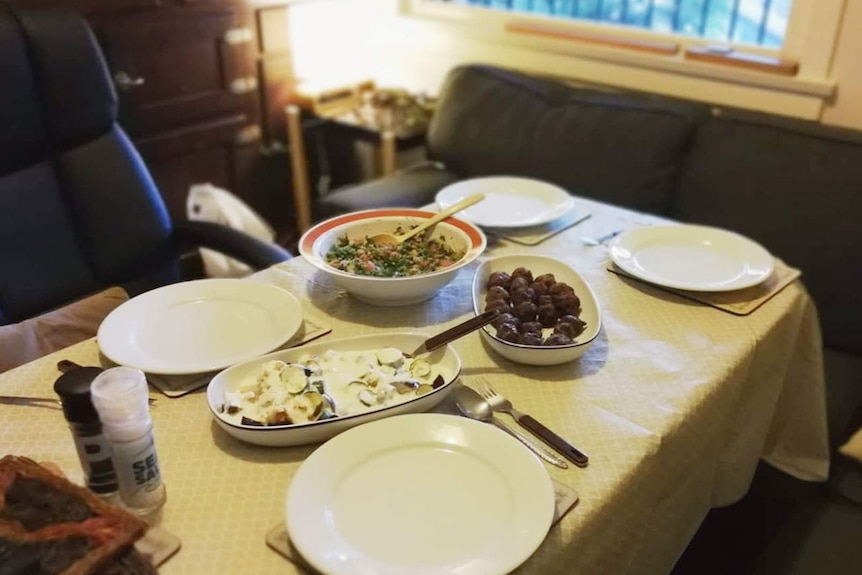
455;382;589;468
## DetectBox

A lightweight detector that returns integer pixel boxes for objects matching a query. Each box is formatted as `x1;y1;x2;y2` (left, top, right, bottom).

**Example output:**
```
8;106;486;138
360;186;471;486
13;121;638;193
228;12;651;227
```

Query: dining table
0;194;830;575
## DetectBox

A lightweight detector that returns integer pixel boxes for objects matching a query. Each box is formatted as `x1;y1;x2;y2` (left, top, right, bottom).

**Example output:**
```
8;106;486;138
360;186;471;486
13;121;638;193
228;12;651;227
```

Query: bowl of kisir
299;208;486;306
472;254;602;365
207;332;462;446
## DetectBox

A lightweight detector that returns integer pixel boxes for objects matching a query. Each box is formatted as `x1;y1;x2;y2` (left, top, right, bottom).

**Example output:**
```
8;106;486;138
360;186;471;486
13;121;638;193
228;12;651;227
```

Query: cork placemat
266;480;579;572
608;258;801;316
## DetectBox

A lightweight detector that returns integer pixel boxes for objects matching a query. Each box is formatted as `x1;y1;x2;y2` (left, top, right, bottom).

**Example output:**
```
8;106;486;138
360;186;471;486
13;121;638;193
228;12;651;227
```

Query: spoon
454;385;568;469
371;192;486;246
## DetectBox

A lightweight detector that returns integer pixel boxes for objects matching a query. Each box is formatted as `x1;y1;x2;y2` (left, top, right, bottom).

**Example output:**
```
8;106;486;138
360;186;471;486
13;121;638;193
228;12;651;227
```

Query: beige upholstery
0;287;128;373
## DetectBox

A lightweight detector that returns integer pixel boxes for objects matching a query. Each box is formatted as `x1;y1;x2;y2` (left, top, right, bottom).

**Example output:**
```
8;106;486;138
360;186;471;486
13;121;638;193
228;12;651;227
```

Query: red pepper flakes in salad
325;228;466;277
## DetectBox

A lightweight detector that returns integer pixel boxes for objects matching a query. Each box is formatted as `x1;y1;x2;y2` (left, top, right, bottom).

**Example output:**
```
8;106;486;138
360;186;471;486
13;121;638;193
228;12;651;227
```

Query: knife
408;310;499;357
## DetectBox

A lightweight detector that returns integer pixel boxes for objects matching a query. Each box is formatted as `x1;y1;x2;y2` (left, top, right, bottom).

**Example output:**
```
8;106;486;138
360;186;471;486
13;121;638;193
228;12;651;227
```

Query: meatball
536;295;553;307
534;273;556;287
485;299;512;315
537;303;560;328
553;293;581;316
511;286;536;306
520;321;543;335
496;322;521;343
487;271;512;290
486;285;511;304
510;276;530;293
518;332;544;346
554;317;587;338
492;312;520;330
511;267;534;284
513;301;538;323
543;333;574;347
529;281;549;298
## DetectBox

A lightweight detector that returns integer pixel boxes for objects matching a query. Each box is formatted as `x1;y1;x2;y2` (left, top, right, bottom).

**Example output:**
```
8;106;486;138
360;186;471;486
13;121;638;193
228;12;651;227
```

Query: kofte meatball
486;285;511;304
510;276;530;293
534;273;556;287
554;317;587;338
511;286;536;306
496;322;521;343
511;267;534;284
543;333;574;346
553;293;581;316
487;271;512;290
529;281;549;298
513;301;538;323
518;332;544;346
485;298;512;315
537;303;560;328
520;321;543;335
537;295;553;307
492;312;520;330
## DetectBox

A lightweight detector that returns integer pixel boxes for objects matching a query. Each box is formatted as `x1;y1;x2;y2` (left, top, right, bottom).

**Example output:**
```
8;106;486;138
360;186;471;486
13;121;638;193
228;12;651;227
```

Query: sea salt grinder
90;366;166;515
53;367;119;499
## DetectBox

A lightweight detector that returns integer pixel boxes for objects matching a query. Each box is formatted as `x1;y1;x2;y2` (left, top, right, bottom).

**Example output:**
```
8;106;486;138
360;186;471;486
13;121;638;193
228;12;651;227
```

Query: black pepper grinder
53;366;119;499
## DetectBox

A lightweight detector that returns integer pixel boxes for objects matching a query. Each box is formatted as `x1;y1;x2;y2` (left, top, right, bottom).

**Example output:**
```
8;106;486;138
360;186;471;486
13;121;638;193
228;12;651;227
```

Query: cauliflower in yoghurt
221;347;444;426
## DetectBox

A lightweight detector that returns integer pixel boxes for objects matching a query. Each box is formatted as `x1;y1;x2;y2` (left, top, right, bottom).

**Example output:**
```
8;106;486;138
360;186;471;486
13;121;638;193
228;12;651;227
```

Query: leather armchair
0;9;291;325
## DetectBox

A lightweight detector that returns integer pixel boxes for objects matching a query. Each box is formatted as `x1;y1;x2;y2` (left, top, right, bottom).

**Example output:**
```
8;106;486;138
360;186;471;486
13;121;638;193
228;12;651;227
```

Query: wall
287;0;861;130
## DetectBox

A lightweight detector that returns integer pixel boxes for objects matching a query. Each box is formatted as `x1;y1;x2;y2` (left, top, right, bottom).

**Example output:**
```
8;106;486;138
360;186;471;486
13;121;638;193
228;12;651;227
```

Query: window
438;1;792;48
401;0;843;118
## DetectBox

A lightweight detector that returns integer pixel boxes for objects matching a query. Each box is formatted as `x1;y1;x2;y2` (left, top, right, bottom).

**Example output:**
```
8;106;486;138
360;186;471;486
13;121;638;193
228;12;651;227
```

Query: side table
285;103;430;234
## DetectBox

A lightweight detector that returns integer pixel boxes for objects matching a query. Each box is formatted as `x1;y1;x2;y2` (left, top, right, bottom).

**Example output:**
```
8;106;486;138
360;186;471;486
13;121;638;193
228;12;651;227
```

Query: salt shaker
90;366;166;515
53;367;119;499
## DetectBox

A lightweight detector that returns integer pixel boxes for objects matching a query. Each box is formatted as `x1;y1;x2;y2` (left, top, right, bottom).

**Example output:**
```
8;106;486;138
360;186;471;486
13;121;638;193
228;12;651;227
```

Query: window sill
398;3;837;119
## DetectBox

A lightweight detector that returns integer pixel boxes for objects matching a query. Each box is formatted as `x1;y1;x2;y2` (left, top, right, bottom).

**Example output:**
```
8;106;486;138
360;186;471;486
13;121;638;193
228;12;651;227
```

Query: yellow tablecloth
0;196;829;575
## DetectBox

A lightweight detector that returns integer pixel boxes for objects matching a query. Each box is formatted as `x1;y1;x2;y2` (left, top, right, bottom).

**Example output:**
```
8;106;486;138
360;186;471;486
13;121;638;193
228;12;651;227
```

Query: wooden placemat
266;480;579;571
607;258;801;316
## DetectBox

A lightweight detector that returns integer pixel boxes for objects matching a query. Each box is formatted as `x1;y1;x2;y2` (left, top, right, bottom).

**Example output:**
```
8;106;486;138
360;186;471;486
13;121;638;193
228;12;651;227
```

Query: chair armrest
172;221;292;270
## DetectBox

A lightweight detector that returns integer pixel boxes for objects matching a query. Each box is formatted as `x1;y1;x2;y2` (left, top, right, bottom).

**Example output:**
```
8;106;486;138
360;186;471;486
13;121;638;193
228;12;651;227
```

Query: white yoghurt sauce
223;347;439;425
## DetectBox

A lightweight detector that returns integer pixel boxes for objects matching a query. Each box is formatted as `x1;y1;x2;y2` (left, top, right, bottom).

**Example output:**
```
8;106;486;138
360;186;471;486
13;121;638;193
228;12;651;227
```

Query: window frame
399;0;844;109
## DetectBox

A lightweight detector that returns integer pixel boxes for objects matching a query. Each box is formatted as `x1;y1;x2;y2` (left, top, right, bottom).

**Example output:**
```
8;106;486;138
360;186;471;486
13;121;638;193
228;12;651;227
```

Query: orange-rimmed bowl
299;209;486;306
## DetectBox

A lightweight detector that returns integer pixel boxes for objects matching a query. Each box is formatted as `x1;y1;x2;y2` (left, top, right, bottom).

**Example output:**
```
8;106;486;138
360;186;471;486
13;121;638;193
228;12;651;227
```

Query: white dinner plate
98;279;303;374
609;225;774;292
436;176;574;228
286;413;555;575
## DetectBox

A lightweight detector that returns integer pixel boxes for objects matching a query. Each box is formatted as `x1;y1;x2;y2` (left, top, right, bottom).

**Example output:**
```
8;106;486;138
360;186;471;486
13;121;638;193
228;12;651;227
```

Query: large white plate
286;413;555;575
436;177;574;228
98;279;302;374
609;225;774;292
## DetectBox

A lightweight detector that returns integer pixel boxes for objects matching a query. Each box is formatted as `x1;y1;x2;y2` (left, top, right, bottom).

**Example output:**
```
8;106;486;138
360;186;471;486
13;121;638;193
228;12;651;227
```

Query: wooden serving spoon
370;192;485;246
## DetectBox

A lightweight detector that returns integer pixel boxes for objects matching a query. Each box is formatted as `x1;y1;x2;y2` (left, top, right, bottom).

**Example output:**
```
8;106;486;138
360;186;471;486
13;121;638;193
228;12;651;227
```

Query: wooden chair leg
286;105;313;233
380;130;396;176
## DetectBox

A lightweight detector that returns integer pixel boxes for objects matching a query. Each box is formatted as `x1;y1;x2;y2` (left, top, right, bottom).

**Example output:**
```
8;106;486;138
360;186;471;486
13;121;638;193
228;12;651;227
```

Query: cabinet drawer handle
113;72;145;91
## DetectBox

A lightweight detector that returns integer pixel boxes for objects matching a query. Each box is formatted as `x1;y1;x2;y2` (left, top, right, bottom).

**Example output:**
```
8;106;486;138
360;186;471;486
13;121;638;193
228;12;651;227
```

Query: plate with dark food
0;455;154;575
472;255;602;365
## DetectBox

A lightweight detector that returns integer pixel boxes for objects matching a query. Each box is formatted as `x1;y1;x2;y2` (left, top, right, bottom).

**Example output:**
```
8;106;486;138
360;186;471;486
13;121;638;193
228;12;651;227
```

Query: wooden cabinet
3;0;296;236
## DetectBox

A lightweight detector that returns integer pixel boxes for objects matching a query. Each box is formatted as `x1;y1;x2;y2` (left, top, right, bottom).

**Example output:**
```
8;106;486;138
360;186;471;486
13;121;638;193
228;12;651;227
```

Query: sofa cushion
672;109;862;355
316;163;460;219
426;65;707;215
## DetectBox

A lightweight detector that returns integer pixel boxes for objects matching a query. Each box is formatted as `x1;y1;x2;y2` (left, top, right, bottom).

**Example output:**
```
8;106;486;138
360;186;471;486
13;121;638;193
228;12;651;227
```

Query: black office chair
0;9;292;326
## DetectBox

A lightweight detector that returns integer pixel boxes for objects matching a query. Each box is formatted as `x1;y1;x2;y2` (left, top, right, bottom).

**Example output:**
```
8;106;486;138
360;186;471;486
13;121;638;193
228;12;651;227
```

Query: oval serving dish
472;254;602;366
206;333;462;447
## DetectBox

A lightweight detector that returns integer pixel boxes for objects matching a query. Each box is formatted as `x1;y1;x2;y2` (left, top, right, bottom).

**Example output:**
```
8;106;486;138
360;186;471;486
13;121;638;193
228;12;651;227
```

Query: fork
480;383;589;467
578;229;623;246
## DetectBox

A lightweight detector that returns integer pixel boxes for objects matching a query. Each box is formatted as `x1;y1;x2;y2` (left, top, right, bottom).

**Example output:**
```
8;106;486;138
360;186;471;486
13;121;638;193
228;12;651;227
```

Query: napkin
607;258;801;316
266;480;579;569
